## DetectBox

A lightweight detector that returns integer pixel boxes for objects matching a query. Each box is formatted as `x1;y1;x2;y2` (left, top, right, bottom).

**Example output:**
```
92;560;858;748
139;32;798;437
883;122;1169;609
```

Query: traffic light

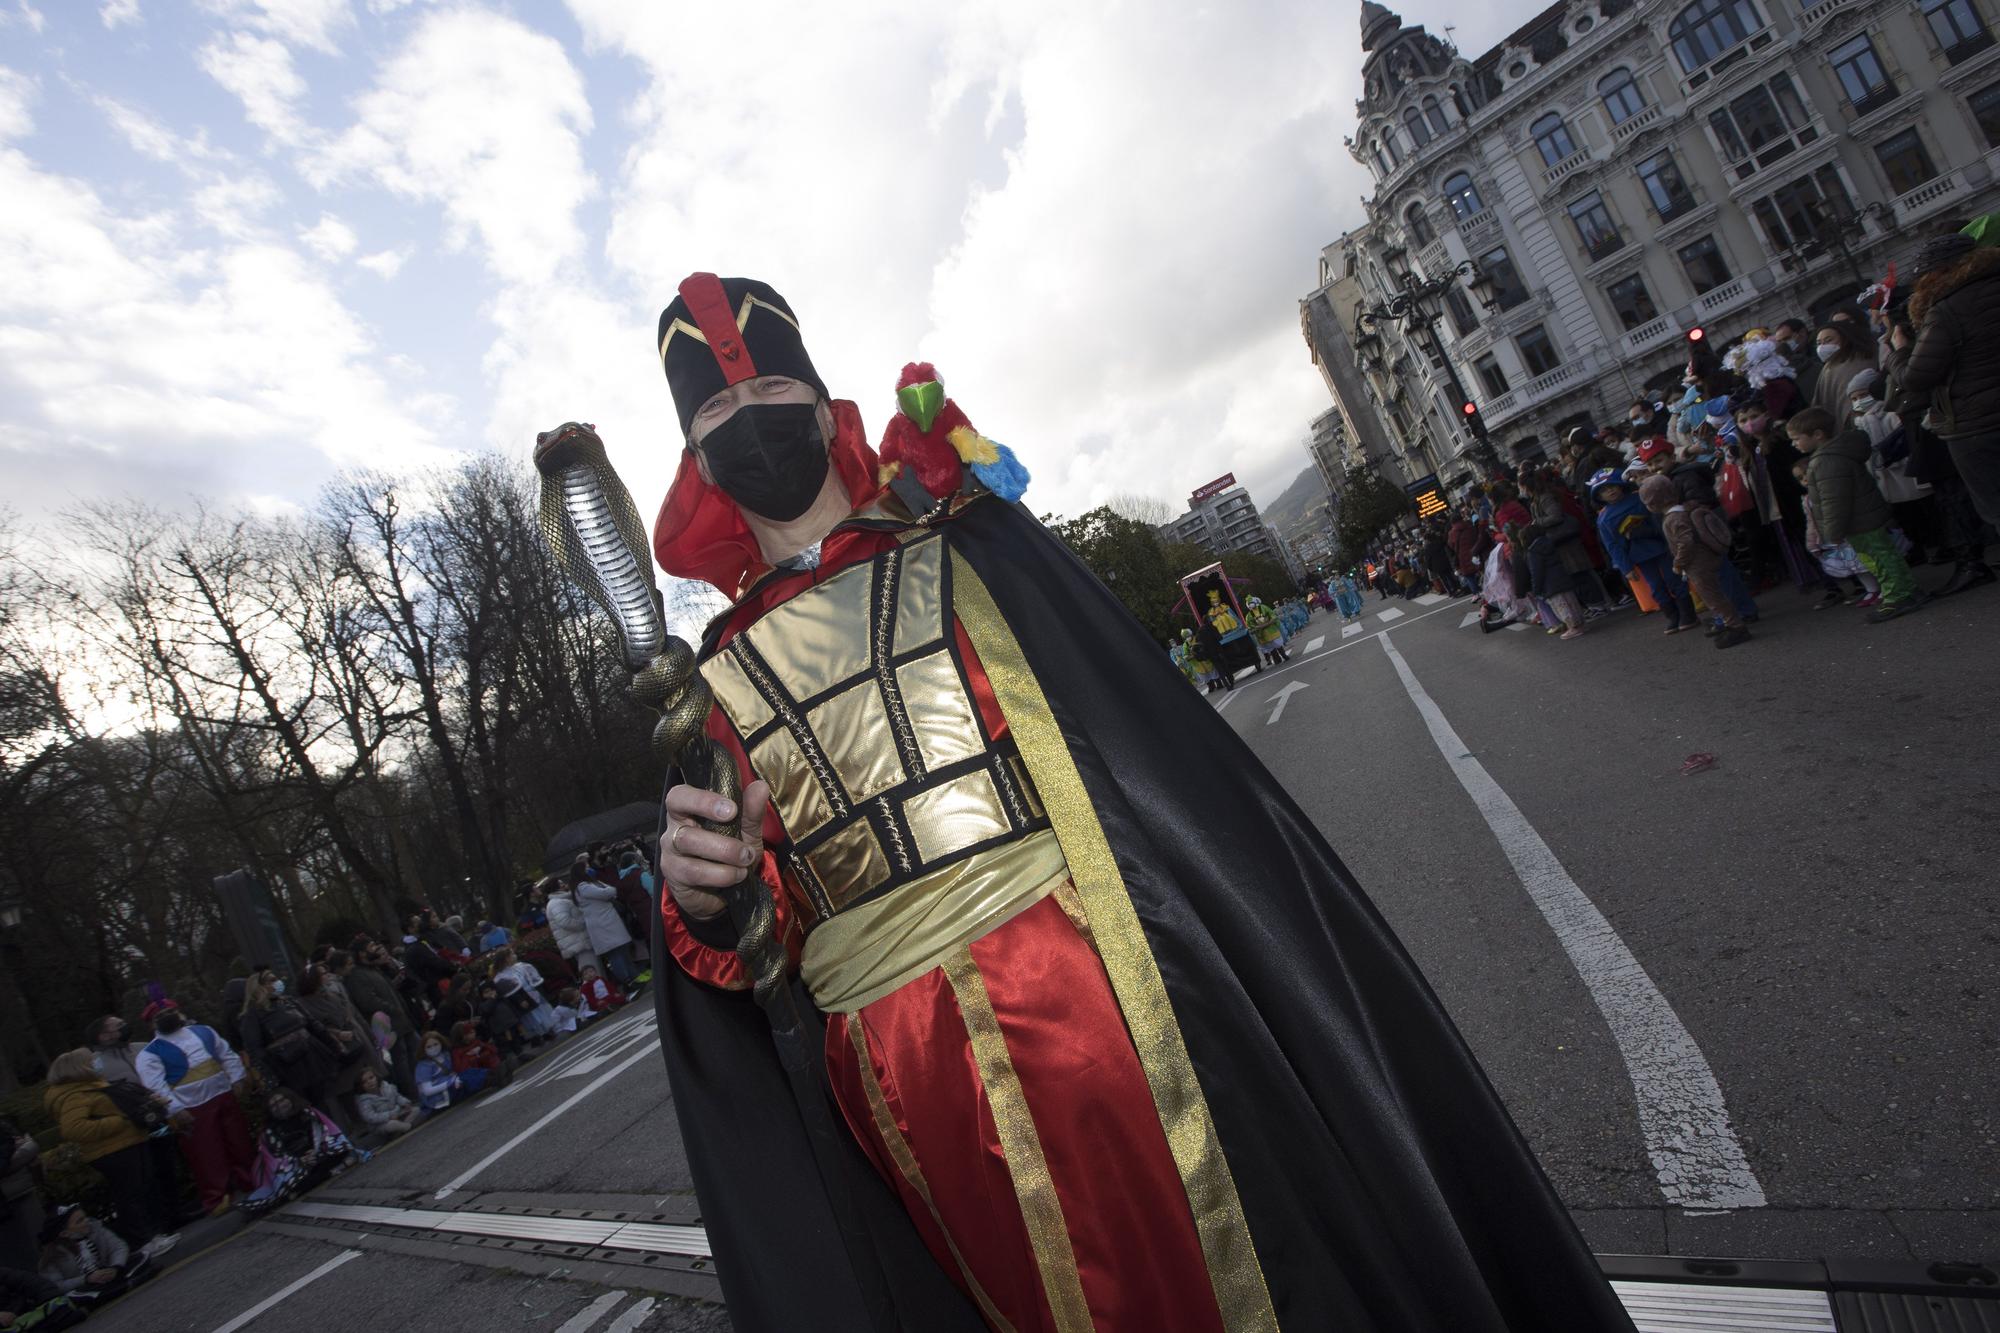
1687;326;1705;344
1462;400;1478;416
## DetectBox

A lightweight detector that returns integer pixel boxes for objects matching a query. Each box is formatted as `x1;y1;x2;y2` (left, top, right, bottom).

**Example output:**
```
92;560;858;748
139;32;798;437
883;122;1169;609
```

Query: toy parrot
877;361;1031;505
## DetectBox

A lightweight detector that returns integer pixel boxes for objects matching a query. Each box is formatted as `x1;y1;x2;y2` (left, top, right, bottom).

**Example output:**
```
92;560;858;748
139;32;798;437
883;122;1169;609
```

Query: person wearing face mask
1847;368;1942;564
1809;324;1875;425
134;999;252;1218
641;275;1636;1333
1775;319;1819;404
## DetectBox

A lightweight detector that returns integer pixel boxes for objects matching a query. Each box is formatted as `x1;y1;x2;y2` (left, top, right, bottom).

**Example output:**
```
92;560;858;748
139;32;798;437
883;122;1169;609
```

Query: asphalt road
86;577;1998;1330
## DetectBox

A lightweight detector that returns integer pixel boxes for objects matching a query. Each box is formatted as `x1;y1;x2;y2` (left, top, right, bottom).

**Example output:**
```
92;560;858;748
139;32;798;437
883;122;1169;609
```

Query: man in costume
1244;596;1288;665
646;273;1633;1332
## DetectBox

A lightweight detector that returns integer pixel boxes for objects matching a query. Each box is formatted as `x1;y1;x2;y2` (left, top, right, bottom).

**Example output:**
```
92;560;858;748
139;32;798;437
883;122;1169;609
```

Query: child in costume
1592;470;1699;633
238;1088;364;1215
1245;597;1290;664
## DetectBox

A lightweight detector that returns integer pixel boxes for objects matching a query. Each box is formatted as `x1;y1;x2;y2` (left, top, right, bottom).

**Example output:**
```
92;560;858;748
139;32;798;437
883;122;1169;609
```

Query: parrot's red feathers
897;361;939;390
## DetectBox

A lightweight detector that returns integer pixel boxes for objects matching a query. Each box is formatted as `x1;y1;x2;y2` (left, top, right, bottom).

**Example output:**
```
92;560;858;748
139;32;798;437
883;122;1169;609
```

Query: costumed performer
645;273;1635;1333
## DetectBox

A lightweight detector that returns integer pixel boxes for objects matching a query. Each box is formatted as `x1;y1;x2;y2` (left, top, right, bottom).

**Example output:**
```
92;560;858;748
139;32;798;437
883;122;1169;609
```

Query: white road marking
1341;622;1364;638
1458;611;1482;630
287;1201;710;1256
1415;592;1447;604
1377;607;1405;622
1264;681;1309;725
555;1291;629;1333
481;1008;659;1103
435;1040;659;1199
1377;632;1766;1211
1303;635;1326;653
211;1249;361;1333
1212;687;1240;713
605;1297;659;1333
1506;621;1530;632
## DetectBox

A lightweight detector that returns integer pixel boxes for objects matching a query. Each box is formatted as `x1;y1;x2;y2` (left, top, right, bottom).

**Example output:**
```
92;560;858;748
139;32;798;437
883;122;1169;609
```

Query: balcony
1610;103;1663;145
1620;314;1682;356
1543;148;1593;188
1895;169;1964;223
1481;390;1520;418
1418;236;1449;275
1454;206;1501;248
1695;276;1754;318
1524;359;1590;399
1797;0;1846;31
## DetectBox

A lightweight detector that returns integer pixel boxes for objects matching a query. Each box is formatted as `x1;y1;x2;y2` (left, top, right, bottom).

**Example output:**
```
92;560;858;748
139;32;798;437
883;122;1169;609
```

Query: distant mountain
1258;465;1328;541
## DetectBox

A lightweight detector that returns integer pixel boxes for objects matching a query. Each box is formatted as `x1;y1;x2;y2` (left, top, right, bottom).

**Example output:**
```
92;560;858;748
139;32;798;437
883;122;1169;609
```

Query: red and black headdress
657;273;828;437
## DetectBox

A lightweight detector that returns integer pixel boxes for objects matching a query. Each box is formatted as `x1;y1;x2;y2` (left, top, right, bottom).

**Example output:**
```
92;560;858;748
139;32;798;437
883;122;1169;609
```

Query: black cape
653;498;1634;1332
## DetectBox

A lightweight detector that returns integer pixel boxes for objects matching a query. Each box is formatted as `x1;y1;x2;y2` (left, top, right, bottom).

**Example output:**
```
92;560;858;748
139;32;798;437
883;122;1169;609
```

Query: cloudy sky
0;0;1526;550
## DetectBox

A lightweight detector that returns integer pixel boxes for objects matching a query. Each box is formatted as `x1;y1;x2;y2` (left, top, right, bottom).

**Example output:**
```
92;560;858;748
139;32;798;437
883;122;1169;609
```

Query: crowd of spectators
1342;225;1996;649
0;839;658;1326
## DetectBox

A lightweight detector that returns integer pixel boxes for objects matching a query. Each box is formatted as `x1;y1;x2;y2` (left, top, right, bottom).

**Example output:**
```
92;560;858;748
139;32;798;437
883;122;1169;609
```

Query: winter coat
1446;520;1479;574
574;879;633;954
355;1087;416;1128
545;892;593;960
1529;493;1593;576
87;1042;147;1090
240;998;339;1095
414;1053;457;1111
342;964;416;1039
1659;507;1725;574
1594;493;1669;572
44;1081;146;1164
1890;245;2000;440
1669;459;1720;509
39;1216;128;1291
1806;429;1893;544
1810;346;1874;428
1853;403;1930;503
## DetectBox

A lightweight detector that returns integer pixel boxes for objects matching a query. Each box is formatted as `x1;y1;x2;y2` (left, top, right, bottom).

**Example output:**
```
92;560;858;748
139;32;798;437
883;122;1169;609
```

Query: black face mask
697;401;830;522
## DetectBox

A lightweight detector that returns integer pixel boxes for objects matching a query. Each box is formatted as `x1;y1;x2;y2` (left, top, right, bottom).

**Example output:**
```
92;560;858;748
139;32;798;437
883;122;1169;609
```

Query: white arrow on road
1265;680;1309;725
1459;611;1482;629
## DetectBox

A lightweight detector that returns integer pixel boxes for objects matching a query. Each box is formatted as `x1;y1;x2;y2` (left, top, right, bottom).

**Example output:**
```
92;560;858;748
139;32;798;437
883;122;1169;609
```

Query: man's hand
661;780;771;922
1890;324;1911;352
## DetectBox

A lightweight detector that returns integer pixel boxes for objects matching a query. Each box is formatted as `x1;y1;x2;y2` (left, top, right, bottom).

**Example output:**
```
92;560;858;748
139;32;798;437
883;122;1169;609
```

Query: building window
1970;80;2000;146
1605;273;1660;331
1599;67;1647;123
1749;165;1856;250
1677;235;1732;294
1383;133;1403;166
1375;146;1393;177
1405;107;1433;147
1406;203;1435;246
1874;127;1938;194
1474;355;1510;397
1923;0;1995;62
1443;172;1483;219
1424;96;1451;134
1567;191;1624;259
1480;247;1530;310
1517;326;1561;377
1828;34;1896;114
1444;284;1481;336
1638;152;1698;219
1707;73;1819;178
1531;111;1578;166
1670;0;1765;72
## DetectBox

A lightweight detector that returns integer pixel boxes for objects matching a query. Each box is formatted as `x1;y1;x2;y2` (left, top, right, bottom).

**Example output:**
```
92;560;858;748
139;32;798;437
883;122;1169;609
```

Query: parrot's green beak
897;380;944;433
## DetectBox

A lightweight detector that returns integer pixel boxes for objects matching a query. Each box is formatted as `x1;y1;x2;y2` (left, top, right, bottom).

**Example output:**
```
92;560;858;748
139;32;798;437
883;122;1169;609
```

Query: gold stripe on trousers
951;550;1280;1333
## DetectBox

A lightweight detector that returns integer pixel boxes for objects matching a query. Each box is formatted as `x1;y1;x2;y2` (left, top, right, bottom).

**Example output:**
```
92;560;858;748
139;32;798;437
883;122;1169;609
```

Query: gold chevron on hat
658;294;803;365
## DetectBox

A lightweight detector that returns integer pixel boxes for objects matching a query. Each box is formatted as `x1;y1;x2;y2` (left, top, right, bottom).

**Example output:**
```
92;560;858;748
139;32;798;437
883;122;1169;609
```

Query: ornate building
1304;0;2000;489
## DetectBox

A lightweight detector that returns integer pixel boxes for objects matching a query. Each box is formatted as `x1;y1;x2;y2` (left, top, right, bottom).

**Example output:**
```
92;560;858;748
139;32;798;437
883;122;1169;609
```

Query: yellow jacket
45;1079;147;1162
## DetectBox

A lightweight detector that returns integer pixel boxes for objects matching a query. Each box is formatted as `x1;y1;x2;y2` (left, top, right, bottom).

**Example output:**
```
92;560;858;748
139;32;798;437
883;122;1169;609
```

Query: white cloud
199;30;307;143
4;3;45;35
355;247;407;278
99;0;140;28
313;8;593;288
0;137;456;518
299;212;356;260
561;0;1358;524
0;67;34;141
190;174;284;238
93;94;227;167
198;0;351;53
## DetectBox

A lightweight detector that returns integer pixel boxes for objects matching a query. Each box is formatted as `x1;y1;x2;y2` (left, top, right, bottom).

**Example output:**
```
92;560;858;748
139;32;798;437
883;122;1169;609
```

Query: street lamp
1358;261;1502;478
1778;201;1893;288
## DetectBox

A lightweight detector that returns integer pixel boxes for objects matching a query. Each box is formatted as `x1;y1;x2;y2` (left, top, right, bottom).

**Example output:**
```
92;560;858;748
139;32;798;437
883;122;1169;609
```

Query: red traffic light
1462;401;1478;416
1687;327;1705;342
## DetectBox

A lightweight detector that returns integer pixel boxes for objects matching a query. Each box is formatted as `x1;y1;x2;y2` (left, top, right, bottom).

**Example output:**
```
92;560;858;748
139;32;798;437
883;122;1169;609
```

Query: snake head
532;421;603;475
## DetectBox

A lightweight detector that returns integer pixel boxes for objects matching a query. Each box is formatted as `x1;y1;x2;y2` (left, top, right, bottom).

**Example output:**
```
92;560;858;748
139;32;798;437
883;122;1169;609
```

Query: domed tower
1350;1;1481;181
